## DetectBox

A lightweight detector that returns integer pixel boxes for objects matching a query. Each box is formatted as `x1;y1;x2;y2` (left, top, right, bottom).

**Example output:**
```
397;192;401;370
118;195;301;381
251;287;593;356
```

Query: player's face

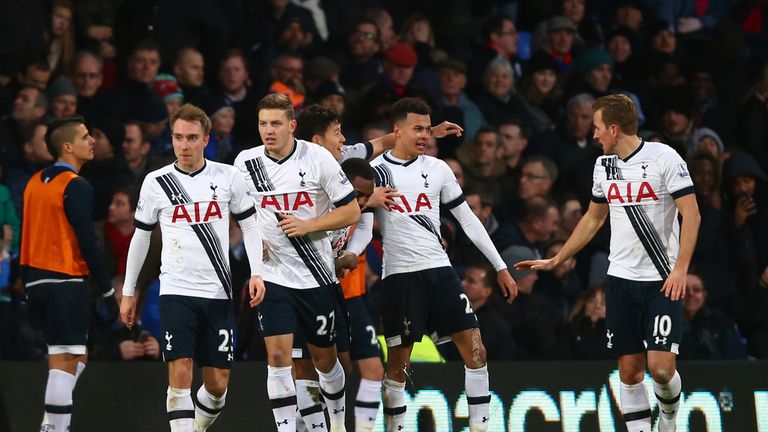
172;119;209;171
462;267;489;303
67;124;96;163
683;274;707;316
352;176;374;208
259;108;296;157
593;110;618;155
317;121;345;161
394;113;431;158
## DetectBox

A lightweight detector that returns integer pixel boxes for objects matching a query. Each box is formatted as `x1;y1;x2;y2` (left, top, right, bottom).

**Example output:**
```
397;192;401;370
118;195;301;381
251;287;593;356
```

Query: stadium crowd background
0;0;767;363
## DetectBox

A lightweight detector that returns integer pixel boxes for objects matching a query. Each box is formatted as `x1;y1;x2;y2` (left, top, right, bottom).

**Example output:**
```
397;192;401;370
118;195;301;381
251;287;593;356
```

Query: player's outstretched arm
516;201;609;272
121;227;153;329
662;194;701;301
277;199;361;237
431;121;463;139
365;121;462;160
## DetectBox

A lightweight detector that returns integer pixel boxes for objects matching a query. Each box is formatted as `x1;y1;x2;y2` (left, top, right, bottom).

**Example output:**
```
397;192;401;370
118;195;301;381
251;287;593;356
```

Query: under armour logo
165;331;173;351
311;423;325;429
655;336;667;345
403;318;412;336
210;182;219;200
606;330;614;349
398;426;404;431
228;353;234;362
421;172;429;188
299;169;307;187
277;419;289;426
641;163;649;178
169;193;183;202
40;425;55;432
482;416;488;423
333;407;345;414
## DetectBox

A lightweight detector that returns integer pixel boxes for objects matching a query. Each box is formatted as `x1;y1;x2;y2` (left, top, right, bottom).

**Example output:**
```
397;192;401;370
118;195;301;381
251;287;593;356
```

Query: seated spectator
153;74;185;117
46;75;77;119
434;58;485;143
560;0;602;47
457;126;505;195
71;51;112;124
315;80;346;117
538;93;594;167
568;48;614;98
450;187;501;268
46;0;75;75
105;40;163;121
494;196;560;253
688;127;725;162
542;16;580;78
95;186;138;277
557;192;583;238
268;53;305;110
468;14;522;95
605;26;639;88
444;158;465;189
680;272;747;360
304;57;340;100
733;63;768;172
519;156;558;201
518;52;563;125
558;285;612;360
204;99;237;162
498;118;529;179
0;59;51;117
172;47;209;107
215;49;258;144
658;86;694;157
441;264;516;360
89;276;161;361
653;0;729;39
537;238;581;309
336;19;383;96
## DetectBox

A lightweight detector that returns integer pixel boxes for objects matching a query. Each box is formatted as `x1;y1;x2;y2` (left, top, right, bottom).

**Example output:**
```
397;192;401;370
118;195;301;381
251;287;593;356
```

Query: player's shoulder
299;139;335;162
643;141;681;160
421;154;448;170
143;162;176;181
205;160;241;178
233;146;264;165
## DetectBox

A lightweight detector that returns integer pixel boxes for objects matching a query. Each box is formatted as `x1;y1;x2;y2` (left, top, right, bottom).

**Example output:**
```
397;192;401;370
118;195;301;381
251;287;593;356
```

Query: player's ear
311;134;322;144
289;119;297;134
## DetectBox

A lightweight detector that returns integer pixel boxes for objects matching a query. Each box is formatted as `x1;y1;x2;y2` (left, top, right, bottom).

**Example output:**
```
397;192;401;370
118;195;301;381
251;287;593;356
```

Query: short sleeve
438;161;465;209
591;158;607;203
134;177;161;230
229;169;256;220
660;149;695;199
318;150;356;207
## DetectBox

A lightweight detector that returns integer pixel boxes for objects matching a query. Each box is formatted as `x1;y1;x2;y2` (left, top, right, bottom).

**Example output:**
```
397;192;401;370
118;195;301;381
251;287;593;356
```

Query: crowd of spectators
1;0;767;362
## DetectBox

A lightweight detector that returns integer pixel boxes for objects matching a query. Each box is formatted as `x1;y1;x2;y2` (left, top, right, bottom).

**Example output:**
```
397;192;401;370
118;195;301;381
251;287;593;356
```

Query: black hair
389;97;431;124
341;157;374;181
296;104;342;141
45;115;86;159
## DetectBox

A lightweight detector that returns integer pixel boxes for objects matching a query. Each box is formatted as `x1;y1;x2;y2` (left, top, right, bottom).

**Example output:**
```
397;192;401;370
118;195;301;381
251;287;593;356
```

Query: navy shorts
382;267;479;347
292;284;349;359
159;295;235;369
346;295;381;360
258;282;338;348
605;275;682;356
26;279;89;355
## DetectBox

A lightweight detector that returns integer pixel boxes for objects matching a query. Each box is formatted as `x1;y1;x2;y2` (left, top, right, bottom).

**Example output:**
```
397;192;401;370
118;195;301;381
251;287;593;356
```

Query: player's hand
365;187;399;209
497;269;518;303
335;251;358;277
120;295;138;329
734;195;757;228
514;258;557;272
431;121;463;139
677;17;703;34
119;340;146;360
662;268;687;301
143;336;161;359
249;275;266;308
277;213;313;237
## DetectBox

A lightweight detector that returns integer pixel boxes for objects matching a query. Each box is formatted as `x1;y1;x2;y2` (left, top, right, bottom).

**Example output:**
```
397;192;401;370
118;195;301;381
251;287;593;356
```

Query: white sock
620;381;652;432
317;360;346;427
268;365;297;432
465;365;491;431
43;369;75;431
354;378;381;431
41;363;85;427
167;387;194;432
382;378;406;432
655;371;682;420
297;379;327;431
194;385;227;431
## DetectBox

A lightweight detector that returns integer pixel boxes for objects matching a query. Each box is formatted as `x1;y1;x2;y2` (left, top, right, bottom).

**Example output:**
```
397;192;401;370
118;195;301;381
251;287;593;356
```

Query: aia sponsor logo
261;192;314;211
606;181;659;204
386;193;432;213
172;201;223;223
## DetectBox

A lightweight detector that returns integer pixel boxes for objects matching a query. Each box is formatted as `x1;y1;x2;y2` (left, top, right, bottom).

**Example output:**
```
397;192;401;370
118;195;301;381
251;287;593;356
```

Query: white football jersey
371;152;465;277
234;139;355;289
340;141;373;162
134;160;256;299
591;141;694;281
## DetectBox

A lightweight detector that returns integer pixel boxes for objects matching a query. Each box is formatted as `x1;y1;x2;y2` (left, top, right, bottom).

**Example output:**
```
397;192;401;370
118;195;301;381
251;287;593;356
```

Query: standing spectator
519;51;563;126
71;51;112;123
337;19;383;96
216;49;258;144
680;272;747;360
46;0;76;75
458;126;505;194
268;53;305;110
105;41;165;122
172;47;209;108
543;16;580;78
474;58;542;131
152;74;184;117
73;0;120;62
468;14;521;94
96;186;138;277
204;99;237;162
434;59;485;143
495;196;560;253
3;122;51;216
20;116;118;432
121;121;167;183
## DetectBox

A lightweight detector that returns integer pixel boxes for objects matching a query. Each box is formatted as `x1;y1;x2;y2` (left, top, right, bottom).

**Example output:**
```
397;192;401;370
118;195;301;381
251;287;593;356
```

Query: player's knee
619;367;645;384
650;366;673;384
268;351;289;366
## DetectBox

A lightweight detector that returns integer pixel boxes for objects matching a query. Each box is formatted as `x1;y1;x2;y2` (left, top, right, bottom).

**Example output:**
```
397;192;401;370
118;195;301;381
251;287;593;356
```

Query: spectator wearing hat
658;85;694;157
559;0;604;48
315;80;346;116
47;76;78;119
519;51;563;125
336;19;383;96
268;53;305;110
434;58;485;141
605;27;640;88
468;14;522;94
153;74;184;117
544;16;581;77
648;20;678;57
172;47;210;108
204;98;237;162
567;48;615;99
498;244;568;359
611;1;645;33
688;127;725;161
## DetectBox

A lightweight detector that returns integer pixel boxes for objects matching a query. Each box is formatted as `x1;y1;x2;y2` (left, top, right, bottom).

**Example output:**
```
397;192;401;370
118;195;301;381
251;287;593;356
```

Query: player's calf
194;385;227;432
